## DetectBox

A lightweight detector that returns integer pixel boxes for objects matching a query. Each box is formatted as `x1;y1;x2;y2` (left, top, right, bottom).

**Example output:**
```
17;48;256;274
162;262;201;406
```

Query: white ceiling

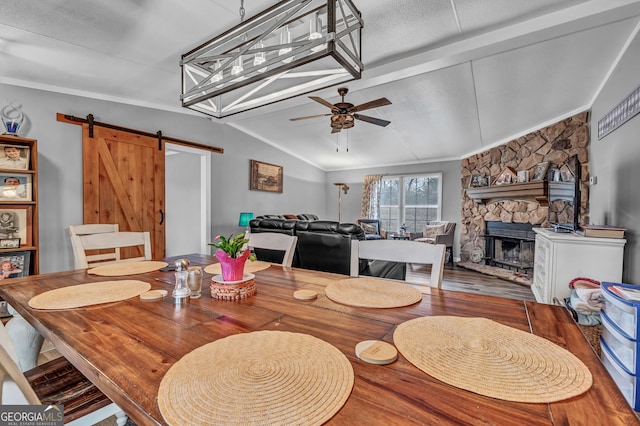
2;0;640;171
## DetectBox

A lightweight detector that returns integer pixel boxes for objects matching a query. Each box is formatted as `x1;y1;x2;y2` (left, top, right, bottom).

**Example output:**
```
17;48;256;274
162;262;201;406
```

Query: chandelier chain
239;0;245;22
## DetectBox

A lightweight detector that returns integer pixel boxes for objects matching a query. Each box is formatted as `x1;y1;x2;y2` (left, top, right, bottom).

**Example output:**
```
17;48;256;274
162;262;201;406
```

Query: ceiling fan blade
289;114;332;121
331;127;341;134
354;114;391;127
350;97;392;113
309;96;339;111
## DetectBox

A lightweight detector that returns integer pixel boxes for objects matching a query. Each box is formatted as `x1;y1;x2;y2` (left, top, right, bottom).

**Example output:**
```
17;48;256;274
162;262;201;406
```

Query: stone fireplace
459;111;591;272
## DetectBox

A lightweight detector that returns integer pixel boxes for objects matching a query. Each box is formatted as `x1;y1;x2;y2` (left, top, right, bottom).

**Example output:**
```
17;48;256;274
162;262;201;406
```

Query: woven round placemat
87;260;168;276
29;280;151;310
204;260;271;275
393;316;593;403
325;277;422;308
158;330;354;426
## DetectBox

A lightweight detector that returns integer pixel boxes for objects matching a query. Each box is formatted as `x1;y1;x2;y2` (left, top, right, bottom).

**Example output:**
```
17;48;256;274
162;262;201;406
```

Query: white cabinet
532;228;626;304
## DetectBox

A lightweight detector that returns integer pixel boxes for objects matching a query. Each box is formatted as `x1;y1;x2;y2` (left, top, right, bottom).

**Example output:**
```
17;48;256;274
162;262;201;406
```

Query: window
380;173;442;233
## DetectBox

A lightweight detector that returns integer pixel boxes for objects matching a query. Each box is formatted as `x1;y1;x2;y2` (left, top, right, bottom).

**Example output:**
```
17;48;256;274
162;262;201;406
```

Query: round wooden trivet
293;289;318;300
140;289;168;300
355;340;398;365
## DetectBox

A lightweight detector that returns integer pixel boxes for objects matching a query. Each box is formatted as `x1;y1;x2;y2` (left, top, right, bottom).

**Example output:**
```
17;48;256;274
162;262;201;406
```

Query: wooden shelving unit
466;181;548;205
0;134;39;277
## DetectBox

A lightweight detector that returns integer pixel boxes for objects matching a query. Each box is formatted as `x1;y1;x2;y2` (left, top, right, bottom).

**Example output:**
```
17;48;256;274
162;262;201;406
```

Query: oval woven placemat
325;277;422;308
28;280;151;310
204;260;271;275
87;260;168;276
158;330;354;426
393;316;592;403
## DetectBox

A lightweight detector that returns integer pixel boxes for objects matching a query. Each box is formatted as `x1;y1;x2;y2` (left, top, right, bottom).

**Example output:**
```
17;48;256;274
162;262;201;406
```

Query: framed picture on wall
250;160;283;193
0;172;32;201
0;250;31;280
494;167;517;185
0;206;32;246
0;144;30;170
531;162;550;181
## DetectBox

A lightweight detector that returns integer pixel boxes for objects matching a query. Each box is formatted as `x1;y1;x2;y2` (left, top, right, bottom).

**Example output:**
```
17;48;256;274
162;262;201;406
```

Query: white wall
326;160;463;261
0;83;327;273
589;27;640;284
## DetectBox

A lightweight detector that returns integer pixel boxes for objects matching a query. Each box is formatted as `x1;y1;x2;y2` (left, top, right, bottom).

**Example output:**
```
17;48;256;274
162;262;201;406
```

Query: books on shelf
610;285;640;301
574;224;626;238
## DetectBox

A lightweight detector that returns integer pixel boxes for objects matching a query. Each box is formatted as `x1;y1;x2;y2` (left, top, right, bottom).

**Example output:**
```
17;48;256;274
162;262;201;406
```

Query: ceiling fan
290;87;391;133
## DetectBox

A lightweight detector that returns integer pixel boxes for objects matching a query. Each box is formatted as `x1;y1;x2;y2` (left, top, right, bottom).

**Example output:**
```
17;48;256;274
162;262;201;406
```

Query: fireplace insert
484;222;537;275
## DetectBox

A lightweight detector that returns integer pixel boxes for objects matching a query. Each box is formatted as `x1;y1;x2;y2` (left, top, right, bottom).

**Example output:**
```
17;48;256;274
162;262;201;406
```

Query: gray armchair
357;219;385;240
414;221;456;264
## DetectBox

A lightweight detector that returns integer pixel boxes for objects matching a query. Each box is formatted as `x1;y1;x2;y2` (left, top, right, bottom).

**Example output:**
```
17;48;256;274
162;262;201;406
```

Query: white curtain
360;175;382;219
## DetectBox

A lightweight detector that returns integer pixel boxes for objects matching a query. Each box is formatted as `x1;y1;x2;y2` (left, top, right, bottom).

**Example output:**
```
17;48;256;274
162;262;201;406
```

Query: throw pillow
361;222;378;235
423;224;445;239
283;214;298;220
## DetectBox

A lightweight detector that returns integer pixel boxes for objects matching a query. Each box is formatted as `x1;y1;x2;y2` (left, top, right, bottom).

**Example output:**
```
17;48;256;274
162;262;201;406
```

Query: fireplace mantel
466;181;548;205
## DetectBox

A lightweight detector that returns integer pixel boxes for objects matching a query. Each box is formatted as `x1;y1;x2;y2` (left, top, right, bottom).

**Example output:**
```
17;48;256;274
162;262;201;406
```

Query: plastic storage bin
601;282;640;340
601;339;640;411
601;313;638;374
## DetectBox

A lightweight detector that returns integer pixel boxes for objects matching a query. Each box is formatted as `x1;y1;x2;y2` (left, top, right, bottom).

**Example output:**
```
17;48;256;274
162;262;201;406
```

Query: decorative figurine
1;102;24;136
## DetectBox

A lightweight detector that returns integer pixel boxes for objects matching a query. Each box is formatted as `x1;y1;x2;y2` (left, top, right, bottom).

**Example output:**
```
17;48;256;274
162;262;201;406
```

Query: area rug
393;316;592;403
158;330;353;426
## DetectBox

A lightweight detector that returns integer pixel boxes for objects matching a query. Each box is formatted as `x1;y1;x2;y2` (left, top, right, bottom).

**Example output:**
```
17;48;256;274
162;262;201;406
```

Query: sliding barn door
82;125;165;259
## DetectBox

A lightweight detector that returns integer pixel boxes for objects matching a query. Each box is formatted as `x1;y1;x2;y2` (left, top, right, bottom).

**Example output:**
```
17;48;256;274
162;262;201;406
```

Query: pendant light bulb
253;40;267;73
212;60;224;88
309;12;325;52
279;25;293;63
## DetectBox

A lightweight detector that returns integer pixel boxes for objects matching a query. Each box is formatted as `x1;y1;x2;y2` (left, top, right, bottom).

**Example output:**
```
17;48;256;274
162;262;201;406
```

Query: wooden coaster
140;289;168;300
355;340;398;365
294;289;318;300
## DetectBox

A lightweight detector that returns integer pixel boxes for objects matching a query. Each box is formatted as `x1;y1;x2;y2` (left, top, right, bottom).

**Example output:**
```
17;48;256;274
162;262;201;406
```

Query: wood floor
438;263;536;301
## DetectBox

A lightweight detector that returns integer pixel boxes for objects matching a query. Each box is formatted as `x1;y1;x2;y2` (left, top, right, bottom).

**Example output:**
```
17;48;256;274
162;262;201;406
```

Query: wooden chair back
248;233;298;267
350;240;446;288
70;228;152;269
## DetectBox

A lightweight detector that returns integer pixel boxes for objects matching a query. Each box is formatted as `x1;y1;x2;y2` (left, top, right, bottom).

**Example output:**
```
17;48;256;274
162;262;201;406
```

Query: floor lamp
333;183;349;222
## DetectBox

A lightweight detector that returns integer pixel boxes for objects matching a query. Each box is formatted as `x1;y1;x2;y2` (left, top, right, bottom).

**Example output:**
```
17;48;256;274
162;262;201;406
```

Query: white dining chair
69;225;152;269
0;317;128;425
350;239;446;288
68;224;120;269
248;232;298;267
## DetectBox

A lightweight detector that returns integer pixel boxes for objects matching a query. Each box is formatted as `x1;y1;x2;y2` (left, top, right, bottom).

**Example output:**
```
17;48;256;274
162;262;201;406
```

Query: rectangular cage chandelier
180;0;362;118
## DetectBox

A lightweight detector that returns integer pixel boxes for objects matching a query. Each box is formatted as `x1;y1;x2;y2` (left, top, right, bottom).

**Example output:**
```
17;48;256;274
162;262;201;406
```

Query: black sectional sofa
249;217;405;279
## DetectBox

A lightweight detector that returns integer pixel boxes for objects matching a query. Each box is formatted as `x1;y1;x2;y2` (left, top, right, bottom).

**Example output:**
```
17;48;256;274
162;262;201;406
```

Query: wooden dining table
0;253;637;425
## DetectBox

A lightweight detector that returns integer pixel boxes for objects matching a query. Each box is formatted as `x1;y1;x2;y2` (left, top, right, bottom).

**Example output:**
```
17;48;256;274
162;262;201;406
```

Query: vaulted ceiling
2;0;639;171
